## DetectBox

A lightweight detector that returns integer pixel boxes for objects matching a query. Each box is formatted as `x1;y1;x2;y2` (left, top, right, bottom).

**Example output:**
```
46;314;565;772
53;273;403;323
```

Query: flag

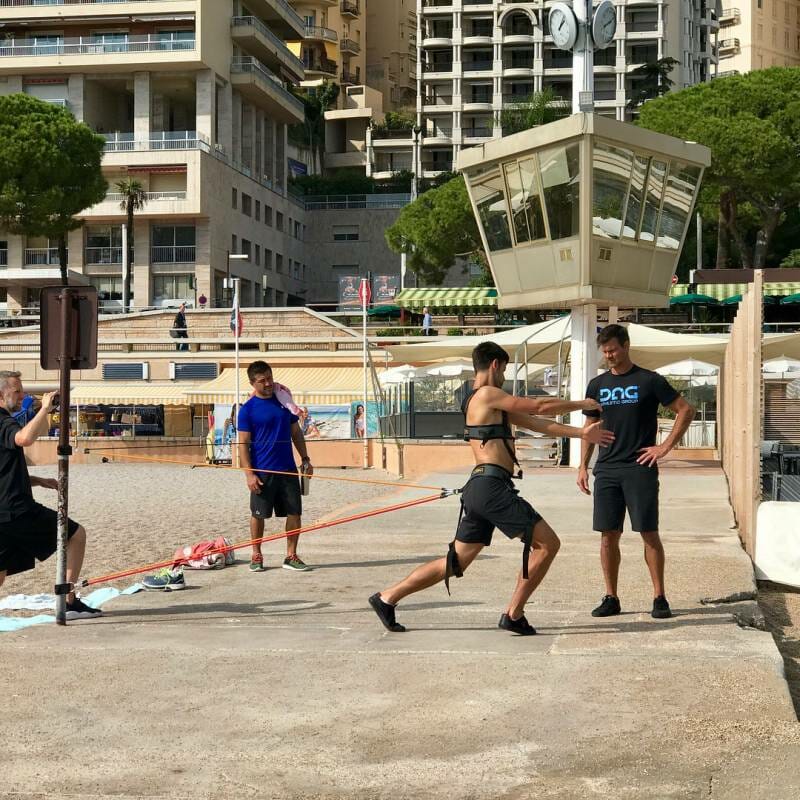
230;306;243;336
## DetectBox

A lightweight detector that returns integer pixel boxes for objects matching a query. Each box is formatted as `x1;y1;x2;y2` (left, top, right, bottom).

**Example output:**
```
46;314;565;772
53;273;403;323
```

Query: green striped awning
395;287;499;310
671;281;800;301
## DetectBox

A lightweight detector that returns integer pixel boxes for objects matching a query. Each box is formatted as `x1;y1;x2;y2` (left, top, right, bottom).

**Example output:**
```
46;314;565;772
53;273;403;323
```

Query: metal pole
572;0;594;113
696;212;703;270
361;277;369;469
55;289;74;625
121;222;129;313
233;277;241;468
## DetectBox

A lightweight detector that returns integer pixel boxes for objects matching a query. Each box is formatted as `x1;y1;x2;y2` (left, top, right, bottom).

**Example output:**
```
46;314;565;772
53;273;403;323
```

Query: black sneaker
65;597;103;620
498;613;537;635
652;595;672;619
368;593;406;632
591;595;621;617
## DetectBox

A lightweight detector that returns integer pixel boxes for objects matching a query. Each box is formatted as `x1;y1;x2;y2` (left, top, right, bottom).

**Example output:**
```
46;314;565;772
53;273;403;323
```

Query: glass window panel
503;161;530;244
151;226;174;247
473;169;512;251
657;161;701;250
518;157;546;242
592;142;634;239
623;155;649;239
174;226;196;246
641;158;667;242
538;143;580;240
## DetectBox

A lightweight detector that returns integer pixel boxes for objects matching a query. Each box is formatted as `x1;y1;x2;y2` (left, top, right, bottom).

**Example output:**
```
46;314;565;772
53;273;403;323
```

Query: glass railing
151;246;196;264
230;57;305;116
304;25;338;42
24;247;66;266
231;16;305;73
103;131;210;152
0;34;195;57
85;247;123;264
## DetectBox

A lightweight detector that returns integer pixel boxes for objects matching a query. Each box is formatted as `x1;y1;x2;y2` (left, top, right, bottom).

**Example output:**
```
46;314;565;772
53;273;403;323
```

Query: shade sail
395;287;498;310
69;383;199;406
387;316;731;369
184;367;384;405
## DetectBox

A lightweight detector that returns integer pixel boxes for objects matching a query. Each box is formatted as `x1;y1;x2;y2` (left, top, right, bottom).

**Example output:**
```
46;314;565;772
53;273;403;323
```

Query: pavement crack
701;591;756;605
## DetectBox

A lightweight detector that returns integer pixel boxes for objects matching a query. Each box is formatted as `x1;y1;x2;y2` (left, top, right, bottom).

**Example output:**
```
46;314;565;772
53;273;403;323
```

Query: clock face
548;3;578;50
592;0;618;48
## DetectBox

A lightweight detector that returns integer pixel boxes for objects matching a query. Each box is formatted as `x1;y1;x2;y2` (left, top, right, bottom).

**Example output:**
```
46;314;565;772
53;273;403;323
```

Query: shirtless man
369;341;614;635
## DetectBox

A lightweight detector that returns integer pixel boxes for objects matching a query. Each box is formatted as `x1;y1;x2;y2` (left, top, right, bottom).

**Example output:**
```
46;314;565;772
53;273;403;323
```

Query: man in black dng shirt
578;325;696;620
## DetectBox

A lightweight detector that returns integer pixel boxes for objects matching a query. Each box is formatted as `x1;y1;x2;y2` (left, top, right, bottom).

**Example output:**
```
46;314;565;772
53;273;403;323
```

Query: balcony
304;25;338;43
85;247;122;266
719;37;740;54
151;246;196;265
304;56;338;77
462;127;493;140
239;0;307;39
103;131;210;153
103;191;187;205
422;29;454;47
423;61;453;74
421;0;455;10
230;57;305;124
719;7;741;24
340;69;360;85
24;248;66;266
715;69;740;78
231;16;305;81
625;19;660;33
340;38;361;54
0;33;196;62
340;0;360;17
462;60;493;73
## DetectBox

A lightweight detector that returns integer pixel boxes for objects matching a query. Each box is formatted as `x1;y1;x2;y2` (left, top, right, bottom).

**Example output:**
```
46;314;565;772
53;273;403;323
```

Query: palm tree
116;178;147;312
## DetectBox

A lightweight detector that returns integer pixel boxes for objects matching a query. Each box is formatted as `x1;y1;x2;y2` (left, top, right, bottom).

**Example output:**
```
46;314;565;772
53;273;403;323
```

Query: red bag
173;536;235;570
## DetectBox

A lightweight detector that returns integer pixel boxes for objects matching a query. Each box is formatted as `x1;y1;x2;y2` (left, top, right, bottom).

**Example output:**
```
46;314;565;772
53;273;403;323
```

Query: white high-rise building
370;0;720;178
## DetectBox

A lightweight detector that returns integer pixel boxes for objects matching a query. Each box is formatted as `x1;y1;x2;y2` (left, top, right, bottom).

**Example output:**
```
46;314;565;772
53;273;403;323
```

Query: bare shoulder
472;384;510;409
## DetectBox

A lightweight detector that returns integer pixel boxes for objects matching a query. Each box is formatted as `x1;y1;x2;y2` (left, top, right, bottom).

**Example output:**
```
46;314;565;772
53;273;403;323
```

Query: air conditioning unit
170;362;218;380
103;362;149;380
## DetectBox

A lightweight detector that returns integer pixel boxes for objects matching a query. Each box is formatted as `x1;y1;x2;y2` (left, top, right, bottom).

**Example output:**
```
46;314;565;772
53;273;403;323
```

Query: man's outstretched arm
478;385;601;417
507;412;614;447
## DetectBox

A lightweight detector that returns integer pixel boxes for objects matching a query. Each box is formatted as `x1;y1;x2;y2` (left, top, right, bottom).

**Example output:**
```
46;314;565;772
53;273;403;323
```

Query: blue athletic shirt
237;395;299;473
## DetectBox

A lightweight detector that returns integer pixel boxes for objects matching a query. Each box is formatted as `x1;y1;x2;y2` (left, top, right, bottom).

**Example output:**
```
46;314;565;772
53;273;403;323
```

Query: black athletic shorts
0;503;81;577
592;464;660;533
455;468;542;547
250;473;302;519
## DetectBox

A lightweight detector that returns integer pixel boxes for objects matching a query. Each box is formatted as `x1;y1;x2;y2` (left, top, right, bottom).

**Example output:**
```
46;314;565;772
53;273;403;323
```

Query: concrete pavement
2;467;798;799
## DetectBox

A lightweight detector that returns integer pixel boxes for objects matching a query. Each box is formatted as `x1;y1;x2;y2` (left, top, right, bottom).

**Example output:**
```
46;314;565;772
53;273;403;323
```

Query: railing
230;57;305;116
462;127;493;138
425;28;454;39
103;131;208;152
0;0;189;5
503;58;534;69
593;89;617;100
422;0;454;6
341;69;360;84
716;69;740;77
505;26;534;37
423;61;453;72
423;95;454;106
502;94;530;104
625;20;660;31
463;61;493;71
0;34;195;57
85;247;123;265
151;246;196;264
340;38;361;53
43;98;69;107
543;57;572;68
102;191;187;204
304;25;338;42
24;248;65;266
371;128;414;139
719;38;740;49
302;194;411;210
231;17;305;73
422;161;453;172
425;128;453;138
340;0;360;15
720;6;740;22
305;57;338;74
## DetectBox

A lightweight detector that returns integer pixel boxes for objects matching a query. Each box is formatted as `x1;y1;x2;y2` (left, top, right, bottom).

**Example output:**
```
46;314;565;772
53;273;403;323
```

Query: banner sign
372;275;399;306
338;276;361;310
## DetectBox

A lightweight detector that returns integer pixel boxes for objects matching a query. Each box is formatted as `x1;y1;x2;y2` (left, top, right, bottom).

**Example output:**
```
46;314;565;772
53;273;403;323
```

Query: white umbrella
421;359;475;378
762;357;800;374
656;359;719;377
379;364;418;385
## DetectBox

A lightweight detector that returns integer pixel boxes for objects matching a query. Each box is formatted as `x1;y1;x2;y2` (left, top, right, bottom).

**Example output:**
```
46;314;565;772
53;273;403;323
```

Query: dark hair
247;360;272;382
472;341;510;372
597;324;629;348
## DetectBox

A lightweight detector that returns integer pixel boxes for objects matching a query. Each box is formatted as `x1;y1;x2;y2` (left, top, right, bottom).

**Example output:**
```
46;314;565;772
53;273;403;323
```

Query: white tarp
755;502;800;588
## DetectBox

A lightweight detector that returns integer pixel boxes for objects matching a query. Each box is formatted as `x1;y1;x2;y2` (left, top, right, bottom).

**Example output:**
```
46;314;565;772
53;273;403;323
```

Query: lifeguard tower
456;1;711;465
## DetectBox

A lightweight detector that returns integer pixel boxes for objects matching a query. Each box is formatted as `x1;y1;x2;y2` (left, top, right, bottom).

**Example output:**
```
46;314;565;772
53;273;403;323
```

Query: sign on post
40;286;99;370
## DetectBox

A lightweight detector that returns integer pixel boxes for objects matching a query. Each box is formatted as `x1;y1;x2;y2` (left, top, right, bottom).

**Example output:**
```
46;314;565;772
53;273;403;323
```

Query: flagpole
233;277;241;468
361;278;369;470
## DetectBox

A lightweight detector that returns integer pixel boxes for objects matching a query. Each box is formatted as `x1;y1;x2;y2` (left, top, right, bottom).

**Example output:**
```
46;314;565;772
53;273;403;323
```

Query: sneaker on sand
591;594;621;617
498;613;537;636
249;554;266;572
282;554;312;572
142;567;186;592
651;595;673;619
65;597;103;620
368;593;406;632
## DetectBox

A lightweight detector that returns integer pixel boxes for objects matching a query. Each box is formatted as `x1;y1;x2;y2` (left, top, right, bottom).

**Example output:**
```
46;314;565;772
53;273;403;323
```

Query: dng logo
599;386;639;405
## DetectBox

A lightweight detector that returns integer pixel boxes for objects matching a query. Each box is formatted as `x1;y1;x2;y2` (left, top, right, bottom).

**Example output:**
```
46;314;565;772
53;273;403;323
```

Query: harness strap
462;392;523;479
521;530;532;580
444;499;467;595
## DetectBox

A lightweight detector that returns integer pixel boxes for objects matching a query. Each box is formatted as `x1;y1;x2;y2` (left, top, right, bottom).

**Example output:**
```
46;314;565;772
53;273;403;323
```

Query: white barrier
754;501;800;588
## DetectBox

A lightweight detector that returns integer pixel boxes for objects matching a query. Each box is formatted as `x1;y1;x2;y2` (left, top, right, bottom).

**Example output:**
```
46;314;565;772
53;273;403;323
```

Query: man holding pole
0;371;101;619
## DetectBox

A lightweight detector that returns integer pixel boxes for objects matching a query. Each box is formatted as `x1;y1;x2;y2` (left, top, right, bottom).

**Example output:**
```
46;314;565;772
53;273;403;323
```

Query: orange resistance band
80;491;449;589
94;450;448;492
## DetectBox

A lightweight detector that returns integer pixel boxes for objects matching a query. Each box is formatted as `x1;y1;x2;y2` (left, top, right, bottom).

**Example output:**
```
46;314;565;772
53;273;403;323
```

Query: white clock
548;3;579;51
592;0;617;49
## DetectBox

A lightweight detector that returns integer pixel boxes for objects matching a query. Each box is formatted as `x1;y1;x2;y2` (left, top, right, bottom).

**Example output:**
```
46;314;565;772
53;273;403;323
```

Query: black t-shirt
583;365;680;468
0;408;35;521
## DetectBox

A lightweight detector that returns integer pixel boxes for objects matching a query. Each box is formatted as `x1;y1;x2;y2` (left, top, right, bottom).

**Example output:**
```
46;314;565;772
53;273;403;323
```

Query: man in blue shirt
238;361;313;572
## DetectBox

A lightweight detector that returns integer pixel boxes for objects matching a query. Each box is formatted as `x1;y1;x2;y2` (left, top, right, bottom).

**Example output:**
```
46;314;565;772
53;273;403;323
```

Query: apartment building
371;0;721;178
366;0;418;109
0;0;311;314
715;0;800;75
288;0;367;96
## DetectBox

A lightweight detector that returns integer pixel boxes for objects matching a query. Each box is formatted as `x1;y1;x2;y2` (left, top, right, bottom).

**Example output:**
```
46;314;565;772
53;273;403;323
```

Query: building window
276;253;283;273
241;193;252;216
232;234;238;253
232;187;237;209
241;239;252;261
255;200;261;222
85;225;122;264
264;248;272;270
295;220;302;239
276;211;284;232
153;274;193;306
333;225;359;241
255;244;261;266
151;226;196;263
265;205;273;226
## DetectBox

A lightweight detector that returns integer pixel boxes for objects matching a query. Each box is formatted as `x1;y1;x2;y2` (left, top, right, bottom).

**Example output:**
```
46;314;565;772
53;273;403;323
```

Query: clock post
572;0;594;114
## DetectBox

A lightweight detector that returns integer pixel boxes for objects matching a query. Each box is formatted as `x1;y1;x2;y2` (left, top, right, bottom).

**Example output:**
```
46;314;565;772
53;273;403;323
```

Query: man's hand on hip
246;472;263;493
636;444;669;467
577;467;591;495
